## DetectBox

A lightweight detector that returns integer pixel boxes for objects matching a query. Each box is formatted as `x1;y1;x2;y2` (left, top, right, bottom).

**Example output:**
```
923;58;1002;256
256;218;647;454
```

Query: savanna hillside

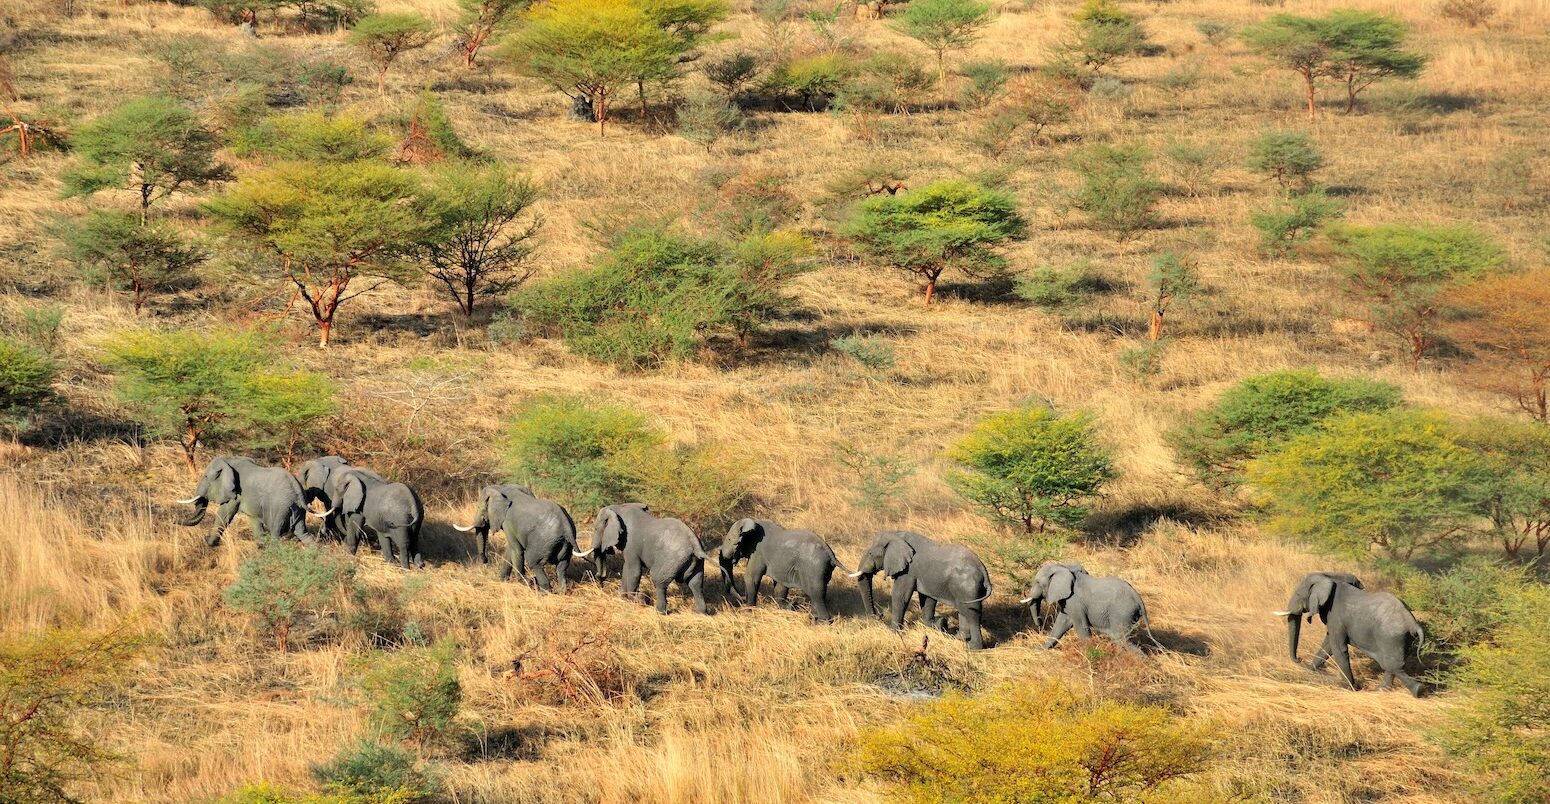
1;0;1548;801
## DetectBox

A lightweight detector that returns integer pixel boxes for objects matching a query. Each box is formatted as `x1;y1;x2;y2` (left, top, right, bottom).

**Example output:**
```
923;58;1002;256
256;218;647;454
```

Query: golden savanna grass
3;0;1546;800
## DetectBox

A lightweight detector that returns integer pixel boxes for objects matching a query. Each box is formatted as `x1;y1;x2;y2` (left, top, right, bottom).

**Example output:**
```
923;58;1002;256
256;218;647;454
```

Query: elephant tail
1137;597;1166;652
827;545;852;575
964;577;993;605
1410;619;1425;660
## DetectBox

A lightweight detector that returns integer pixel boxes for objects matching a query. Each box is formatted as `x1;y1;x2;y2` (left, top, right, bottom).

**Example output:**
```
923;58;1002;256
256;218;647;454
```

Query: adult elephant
849;531;992;650
174;456;309;546
1275;572;1424;697
314;466;424;568
579;503;708;615
450;484;536;565
456;486;583;591
1021;562;1156;652
717;518;850;623
295;456;386;542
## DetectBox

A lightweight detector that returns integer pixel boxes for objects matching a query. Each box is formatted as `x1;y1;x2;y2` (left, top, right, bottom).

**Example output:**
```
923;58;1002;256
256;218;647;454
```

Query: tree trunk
1302;70;1317;118
181;426;200;472
597;91;608;137
1149;310;1164;341
1345;75;1358;114
922;268;942;304
139;183;152;226
376;65;388;95
318;317;333;348
637;79;647;121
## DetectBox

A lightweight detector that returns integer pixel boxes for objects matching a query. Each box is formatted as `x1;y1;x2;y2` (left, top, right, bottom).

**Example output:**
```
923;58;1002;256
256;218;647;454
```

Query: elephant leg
960;605;984;651
345;519;365;555
498;548;516;581
1308;637;1332;671
1330;642;1359;691
554;556;571;594
376;531;395;565
919;596;944;632
772;584;791;609
209;500;241;546
1042;611;1073;649
889;575;916;631
622;561;643;604
1394;670;1423;698
745;557;767;607
653;580;671;615
1073;613;1093;640
687;571;707;615
807;581;832;624
528;554;553;593
1379;671;1395;691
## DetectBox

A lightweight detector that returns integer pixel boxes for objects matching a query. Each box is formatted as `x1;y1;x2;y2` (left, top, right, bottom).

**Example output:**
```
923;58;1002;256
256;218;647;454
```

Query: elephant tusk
847;571;864;579
573;548;594;560
453;523;475;532
1271;610;1292;616
1019;597;1034;605
307;510;326;520
175;496;201;505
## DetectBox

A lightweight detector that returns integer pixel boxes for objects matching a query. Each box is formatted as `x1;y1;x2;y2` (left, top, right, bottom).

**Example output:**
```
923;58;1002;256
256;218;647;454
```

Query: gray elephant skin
718;518;850;623
1276;572;1425;697
1022;562;1155;652
455;485;583;591
850;531;992;650
450;483;534;565
583;503;709;615
176;456;309;546
299;456;424;568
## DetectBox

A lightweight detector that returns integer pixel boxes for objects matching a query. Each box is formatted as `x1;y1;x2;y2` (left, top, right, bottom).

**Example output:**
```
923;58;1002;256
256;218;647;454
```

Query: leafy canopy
946;405;1113;533
890;0;993;84
413;163;543;316
0;337;56;424
224;541;356;653
62;96;230;217
55;210;204;313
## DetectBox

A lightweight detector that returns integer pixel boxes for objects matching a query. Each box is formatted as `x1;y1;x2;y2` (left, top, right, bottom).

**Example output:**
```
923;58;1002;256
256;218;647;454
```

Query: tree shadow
20;409;143;449
1146;627;1212;656
418;521;482;565
1081;501;1226;548
726;320;915;368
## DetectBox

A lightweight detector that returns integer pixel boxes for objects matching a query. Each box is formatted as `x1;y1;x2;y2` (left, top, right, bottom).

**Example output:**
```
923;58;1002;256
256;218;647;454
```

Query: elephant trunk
176;498;209;527
718;553;743;605
1286;613;1302;662
856;573;878;618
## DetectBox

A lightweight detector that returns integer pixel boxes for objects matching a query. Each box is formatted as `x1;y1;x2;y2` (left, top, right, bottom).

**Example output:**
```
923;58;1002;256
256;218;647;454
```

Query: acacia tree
500;0;677;135
455;0;527;68
1239;14;1332;118
844;179;1025;304
1143;251;1198;341
946;405;1114;533
348;13;437;95
891;0;992;92
1322;10;1425;113
413;164;543;317
1330;223;1504;370
55;210;204;314
62;96;230;223
1447;270;1550;422
206;161;425;347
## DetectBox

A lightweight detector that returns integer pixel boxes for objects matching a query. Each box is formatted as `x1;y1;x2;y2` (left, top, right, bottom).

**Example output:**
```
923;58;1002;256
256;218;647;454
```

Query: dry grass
2;0;1543;800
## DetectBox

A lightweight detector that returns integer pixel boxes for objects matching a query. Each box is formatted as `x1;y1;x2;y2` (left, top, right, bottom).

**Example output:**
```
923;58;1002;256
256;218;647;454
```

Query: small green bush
677;92;746;152
234;111;394;163
1246;130;1323;190
704;51;761;98
1117;339;1167;384
1013;260;1111;311
1396;557;1529;660
1195;20;1233;46
764;53;854;110
833;442;914;514
358;639;463;750
946;404;1113;532
1251;188;1343;258
1068;143;1162;241
501;395;662;513
830;335;897;370
225;542;356;653
858;681;1213;801
959;59;1010;108
0;337;55;425
1056;0;1149;76
1163;140;1222;196
312;740;440;801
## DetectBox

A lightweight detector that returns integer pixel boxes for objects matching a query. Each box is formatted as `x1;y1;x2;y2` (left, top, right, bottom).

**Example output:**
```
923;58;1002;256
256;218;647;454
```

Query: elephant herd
173;455;1429;696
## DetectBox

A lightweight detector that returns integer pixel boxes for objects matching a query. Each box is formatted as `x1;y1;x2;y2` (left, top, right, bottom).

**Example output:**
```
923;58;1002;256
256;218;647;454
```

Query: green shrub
55;210;205;314
1068;143;1162;241
891;0;993;89
234;111;394;163
501;395;663;513
1433;583;1550;803
1143;251;1199;341
1164;140;1223;196
1117;339;1167;384
1013;260;1110;311
703;51;761;98
312;740;440;801
830;335;897;370
958;58;1010;108
11;304;65;353
0;337;55;425
1167;369;1402;490
1396;556;1529;660
398;91;478;162
946;404;1113;532
225;542;356;653
619;442;751;533
677;92;746;152
1251;188;1342;258
858;681;1213;801
1455;416;1550;560
1246;130;1323;190
1195;20;1233;46
1056;0;1149;76
833;442;914;514
0;626;144;802
358;640;463;750
1437;0;1498;27
1248;410;1485;560
764;53;854;110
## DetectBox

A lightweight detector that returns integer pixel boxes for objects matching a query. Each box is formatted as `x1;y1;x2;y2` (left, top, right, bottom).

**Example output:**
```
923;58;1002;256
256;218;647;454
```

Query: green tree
844;179;1025;304
1247;410;1485;560
348;13;437;95
1435;583;1550;803
1456;417;1550;560
946;405;1113;533
1058;0;1149;76
1068;143;1162;241
205;160;426;347
501;395;664;512
500;0;677;135
455;0;528;68
62;96;230;223
357;640;463;750
224;541;355;653
55;210;205;314
1143;251;1198;341
413;164;543;317
1329;223;1505;370
235;110;395;164
1239;13;1333;118
859;681;1213;801
0;626;144;803
0;338;55;427
1251;187;1342;258
1246;130;1323;190
1167;369;1401;490
240;370;337;468
1322;9;1425;114
890;0;992;91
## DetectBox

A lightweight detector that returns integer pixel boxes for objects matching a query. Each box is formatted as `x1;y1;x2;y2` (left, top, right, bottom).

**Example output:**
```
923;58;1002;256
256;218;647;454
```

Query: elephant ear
729;518;760;553
1307;577;1336;616
599;509;626;552
340;474;368;515
214;459;240;505
882;538;915;577
1048;567;1077;603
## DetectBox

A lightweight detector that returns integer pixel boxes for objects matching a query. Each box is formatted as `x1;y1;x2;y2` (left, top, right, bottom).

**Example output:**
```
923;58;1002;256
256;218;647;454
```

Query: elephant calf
1276;572;1424;697
1022;562;1155;653
717;518;850;623
455;485;584;592
311;464;424;569
850;531;992;650
176;456;309;546
581;503;709;615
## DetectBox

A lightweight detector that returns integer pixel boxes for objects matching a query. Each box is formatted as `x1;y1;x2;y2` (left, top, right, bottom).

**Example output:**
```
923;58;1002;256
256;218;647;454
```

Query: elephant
717;518;850;623
1275;572;1425;697
849;531;992;650
175;456;309;546
450;484;535;565
1020;562;1157;652
579;503;709;615
455;486;584;591
295;455;385;542
313;466;425;568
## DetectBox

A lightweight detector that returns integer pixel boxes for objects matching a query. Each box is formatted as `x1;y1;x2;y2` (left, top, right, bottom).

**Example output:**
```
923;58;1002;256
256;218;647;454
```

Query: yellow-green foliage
858;681;1213;802
946;405;1113;533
